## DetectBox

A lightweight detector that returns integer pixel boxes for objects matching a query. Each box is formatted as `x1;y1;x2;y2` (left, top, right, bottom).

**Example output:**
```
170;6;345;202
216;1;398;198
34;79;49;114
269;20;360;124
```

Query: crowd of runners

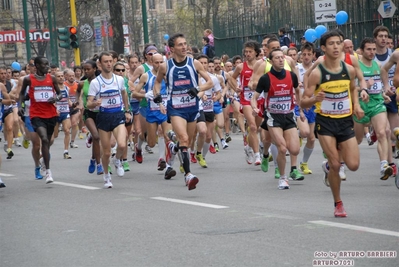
1;25;399;218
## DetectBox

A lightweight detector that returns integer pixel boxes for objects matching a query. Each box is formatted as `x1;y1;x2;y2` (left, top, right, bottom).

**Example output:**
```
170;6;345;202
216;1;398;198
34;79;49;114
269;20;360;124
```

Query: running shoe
322;160;330;187
6;148;14;159
39;157;46;176
88;158;96;173
0;178;5;188
123;161;130;172
190;152;197;163
35;167;43;180
214;143;219;152
221;139;228;149
339;164;346;181
45;172;54;184
103;174;113;189
79;132;84;139
113;158;124;177
14;139;22;147
274;167;280;179
165;141;176;165
380;164;393;180
289;169;305;181
97;164;104;175
300;162;312;174
209;144;216;154
225;134;232;143
244;145;254;164
70;142;78;148
196;153;207;168
22;138;30;149
186;173;199;190
370;129;377;144
179;164;184;173
157;158;166;171
86;133;92;148
391;163;397;177
135;144;143;163
164;167;176;180
261;156;269;172
63;152;72;159
145;144;154;154
278;178;290;190
131;152;136;161
366;133;374;146
254;154;261;166
334;202;347;217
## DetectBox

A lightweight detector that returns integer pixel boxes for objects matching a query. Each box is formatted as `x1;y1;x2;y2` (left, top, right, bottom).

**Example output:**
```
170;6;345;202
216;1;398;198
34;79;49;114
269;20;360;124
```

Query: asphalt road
1;132;398;267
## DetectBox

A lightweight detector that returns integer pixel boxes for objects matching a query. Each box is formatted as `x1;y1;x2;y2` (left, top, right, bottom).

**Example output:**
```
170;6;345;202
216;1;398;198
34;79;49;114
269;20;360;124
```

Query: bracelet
124;110;131;113
361;88;369;95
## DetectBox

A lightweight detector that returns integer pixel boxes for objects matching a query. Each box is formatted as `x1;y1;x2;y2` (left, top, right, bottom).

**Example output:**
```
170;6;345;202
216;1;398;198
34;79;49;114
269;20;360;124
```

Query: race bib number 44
172;93;196;108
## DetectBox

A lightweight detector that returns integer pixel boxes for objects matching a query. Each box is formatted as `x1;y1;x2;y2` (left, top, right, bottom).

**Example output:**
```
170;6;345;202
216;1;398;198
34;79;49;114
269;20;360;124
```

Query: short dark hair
279;27;286;34
108;50;118;59
360;37;376;50
243;40;261;57
196;54;209;61
231;55;242;65
50;64;58;69
287;47;298;54
269;49;283;60
267;37;280;47
373;26;390;38
98;52;112;62
168;33;185;48
263;34;277;40
34;56;47;66
82;60;97;69
301;42;315;53
320;31;342;47
202;36;210;44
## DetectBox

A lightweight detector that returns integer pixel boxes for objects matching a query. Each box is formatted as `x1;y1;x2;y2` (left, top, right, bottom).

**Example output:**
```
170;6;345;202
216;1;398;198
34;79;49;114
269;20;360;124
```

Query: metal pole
70;0;81;65
51;0;59;66
13;20;18;60
46;0;56;64
22;0;31;61
130;0;138;51
141;0;149;43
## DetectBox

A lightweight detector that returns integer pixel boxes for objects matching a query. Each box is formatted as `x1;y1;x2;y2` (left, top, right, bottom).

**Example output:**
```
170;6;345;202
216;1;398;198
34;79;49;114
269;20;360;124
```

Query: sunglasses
114;69;125;72
147;52;157;56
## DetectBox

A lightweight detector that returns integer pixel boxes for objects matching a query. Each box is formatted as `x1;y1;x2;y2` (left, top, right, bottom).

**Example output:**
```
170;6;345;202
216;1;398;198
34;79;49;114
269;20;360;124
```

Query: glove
145;91;154;100
153;94;162;104
18;108;25;117
187;86;199;99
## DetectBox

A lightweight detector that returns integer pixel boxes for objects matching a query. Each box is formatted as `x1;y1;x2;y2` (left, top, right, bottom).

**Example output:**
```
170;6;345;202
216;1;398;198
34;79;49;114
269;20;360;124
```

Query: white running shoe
39;157;46;177
254;154;261;166
322;160;330;187
339;164;346;181
278;178;290;190
113;158;124;177
45;172;54;184
221;139;229;149
103;174;113;189
70;142;79;148
245;145;254;164
14;139;22;147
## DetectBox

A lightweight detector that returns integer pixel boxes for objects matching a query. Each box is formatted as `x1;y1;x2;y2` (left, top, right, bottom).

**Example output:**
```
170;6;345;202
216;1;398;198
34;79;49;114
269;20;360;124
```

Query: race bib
172;93;196;109
202;98;213;112
268;96;292;114
320;92;351;115
57;101;70;113
100;90;122;110
369;78;382;94
34;86;54;102
243;87;253;101
149;95;167;111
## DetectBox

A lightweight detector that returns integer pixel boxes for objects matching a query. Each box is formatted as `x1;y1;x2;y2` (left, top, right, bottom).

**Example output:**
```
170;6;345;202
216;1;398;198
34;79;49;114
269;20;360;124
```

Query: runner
153;33;213;190
19;56;63;184
301;31;364;217
87;52;132;188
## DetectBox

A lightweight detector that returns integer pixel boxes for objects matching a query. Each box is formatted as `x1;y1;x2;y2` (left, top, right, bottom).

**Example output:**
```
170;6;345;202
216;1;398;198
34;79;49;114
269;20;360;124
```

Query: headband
145;46;158;54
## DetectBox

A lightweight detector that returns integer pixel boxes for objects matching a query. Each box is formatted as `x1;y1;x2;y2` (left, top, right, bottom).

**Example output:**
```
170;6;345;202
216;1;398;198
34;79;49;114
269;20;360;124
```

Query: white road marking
0;172;15;177
53;181;100;190
309;220;399;238
151;197;229;209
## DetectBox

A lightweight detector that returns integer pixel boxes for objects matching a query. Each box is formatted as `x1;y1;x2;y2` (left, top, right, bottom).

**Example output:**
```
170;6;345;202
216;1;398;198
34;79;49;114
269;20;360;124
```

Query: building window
148;0;155;10
166;0;173;10
2;0;11;10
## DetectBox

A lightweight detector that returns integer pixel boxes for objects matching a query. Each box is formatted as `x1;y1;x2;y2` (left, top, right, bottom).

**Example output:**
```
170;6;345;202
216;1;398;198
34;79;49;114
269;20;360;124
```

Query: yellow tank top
264;58;291;73
314;62;352;118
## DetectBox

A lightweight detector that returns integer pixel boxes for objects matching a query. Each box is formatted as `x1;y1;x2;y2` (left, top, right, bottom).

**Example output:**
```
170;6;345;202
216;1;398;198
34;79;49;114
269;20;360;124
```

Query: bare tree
108;0;124;54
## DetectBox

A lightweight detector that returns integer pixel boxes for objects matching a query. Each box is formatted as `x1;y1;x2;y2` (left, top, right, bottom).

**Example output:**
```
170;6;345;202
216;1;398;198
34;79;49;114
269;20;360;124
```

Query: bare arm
1;84;15;105
18;76;30;107
301;68;322;109
194;60;213;91
303;57;323;90
132;73;148;99
381;51;399;92
248;59;264;90
153;63;167;96
228;63;243;92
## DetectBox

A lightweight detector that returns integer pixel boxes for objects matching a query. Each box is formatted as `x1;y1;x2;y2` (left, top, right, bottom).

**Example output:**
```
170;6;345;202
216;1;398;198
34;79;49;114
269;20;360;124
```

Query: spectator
278;27;291;47
204;29;214;46
202;37;215;58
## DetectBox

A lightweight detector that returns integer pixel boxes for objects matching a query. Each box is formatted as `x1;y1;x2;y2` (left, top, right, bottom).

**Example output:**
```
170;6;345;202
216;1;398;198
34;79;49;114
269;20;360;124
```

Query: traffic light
57;26;79;49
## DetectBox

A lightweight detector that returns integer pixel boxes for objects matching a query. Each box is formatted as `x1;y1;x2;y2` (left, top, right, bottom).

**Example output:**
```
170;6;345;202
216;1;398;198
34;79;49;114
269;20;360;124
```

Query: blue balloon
304;29;318;43
336;11;348;25
164;34;169;41
315;25;327;38
11;61;21;71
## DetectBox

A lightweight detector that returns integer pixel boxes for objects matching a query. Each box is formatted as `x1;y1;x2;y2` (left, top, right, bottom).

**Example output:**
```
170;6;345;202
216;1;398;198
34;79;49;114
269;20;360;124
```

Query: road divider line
309;220;399;238
0;172;15;177
151;197;229;209
53;181;100;190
